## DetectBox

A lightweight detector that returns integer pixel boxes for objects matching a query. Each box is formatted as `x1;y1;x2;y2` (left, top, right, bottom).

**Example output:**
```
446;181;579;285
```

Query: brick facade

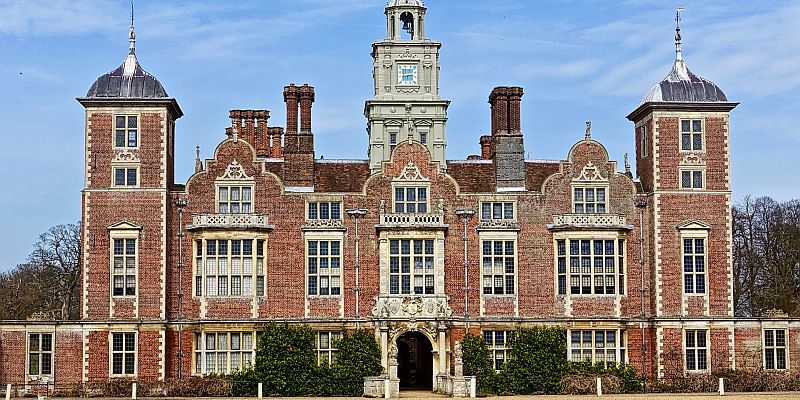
0;1;798;393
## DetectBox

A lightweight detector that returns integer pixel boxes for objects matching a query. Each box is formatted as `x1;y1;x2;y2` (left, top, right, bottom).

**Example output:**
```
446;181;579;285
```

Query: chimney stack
283;83;315;187
488;86;526;191
480;135;494;160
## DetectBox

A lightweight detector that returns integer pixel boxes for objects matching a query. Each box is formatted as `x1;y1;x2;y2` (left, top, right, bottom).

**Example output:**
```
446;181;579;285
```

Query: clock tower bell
365;0;449;172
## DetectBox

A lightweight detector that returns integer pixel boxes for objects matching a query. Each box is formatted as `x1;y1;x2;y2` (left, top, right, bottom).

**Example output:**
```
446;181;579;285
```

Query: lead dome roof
86;53;168;99
638;16;727;106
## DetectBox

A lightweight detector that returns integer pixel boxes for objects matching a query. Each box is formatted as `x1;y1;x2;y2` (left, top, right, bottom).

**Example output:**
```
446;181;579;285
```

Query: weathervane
129;1;136;55
675;7;685;61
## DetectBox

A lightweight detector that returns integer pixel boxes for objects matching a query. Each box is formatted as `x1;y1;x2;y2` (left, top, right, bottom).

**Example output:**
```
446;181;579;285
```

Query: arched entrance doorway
396;331;433;390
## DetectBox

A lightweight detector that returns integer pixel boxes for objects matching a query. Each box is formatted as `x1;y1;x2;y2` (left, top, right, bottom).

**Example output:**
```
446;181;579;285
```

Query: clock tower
365;0;449;172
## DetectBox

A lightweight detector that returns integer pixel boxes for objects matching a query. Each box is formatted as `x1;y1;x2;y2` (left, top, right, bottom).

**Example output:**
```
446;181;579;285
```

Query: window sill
481;293;516;297
307;295;342;299
112;295;137;298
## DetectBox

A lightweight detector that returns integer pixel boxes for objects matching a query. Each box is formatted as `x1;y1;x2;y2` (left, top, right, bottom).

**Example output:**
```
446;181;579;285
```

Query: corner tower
365;0;449;172
626;9;737;325
77;8;182;326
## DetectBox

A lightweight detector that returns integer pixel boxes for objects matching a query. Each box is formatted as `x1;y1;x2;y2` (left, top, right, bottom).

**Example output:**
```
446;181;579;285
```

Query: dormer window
218;186;252;214
574;187;606;214
391;160;430;214
394;187;427;213
216;160;254;214
571;162;608;214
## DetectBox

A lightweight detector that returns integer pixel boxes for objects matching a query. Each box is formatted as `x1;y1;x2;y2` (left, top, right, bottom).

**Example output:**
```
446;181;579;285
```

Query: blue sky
0;0;797;270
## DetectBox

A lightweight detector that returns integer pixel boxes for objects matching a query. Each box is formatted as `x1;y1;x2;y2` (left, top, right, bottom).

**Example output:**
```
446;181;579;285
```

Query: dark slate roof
639;60;726;106
86;54;168;98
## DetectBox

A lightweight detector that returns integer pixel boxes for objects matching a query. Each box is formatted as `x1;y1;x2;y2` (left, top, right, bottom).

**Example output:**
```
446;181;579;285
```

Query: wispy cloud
0;0;118;36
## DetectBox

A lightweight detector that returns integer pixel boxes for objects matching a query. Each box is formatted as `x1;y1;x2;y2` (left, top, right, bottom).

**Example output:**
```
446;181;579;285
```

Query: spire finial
129;0;136;55
675;7;685;62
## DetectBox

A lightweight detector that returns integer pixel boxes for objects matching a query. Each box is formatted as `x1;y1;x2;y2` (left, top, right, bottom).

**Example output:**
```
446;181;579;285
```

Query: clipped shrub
330;329;384;396
460;332;496;394
500;326;569;394
255;322;318;396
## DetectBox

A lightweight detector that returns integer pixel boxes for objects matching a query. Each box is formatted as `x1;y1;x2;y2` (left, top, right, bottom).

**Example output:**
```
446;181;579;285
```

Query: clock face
398;64;418;86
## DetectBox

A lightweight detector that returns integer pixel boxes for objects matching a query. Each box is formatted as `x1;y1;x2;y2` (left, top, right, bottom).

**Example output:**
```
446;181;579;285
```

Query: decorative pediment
676;220;712;231
217;160;253;181
573;162;607;182
385;119;404;127
107;220;143;231
413;119;432;127
394;160;427;181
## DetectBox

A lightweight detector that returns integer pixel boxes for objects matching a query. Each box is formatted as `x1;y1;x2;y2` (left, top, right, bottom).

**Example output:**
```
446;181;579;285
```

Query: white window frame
114;114;139;149
555;235;625;296
681;233;708;295
680;118;704;152
194;237;266;298
389;237;436;295
684;329;708;372
306;235;343;297
316;331;342;365
307;201;341;221
216;185;253;214
392;184;429;214
640;124;648;158
483;330;512;370
27;332;54;378
763;328;788;370
568;329;626;366
111;236;138;297
110;332;137;377
112;165;139;188
572;186;608;214
680;168;705;190
194;331;255;375
480;201;515;221
481;239;516;295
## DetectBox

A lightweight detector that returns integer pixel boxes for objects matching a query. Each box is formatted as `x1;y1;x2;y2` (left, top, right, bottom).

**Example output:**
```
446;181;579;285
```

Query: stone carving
454;340;463;362
112;149;140;163
389;343;398;362
574;162;607;182
478;219;518;230
395;160;427;181
371;294;452;319
304;219;343;228
218;160;253;181
680;152;706;165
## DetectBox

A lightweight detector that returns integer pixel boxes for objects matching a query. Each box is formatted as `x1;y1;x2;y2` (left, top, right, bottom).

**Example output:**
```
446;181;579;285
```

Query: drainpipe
175;198;189;379
635;198;648;392
346;209;368;326
454;209;475;331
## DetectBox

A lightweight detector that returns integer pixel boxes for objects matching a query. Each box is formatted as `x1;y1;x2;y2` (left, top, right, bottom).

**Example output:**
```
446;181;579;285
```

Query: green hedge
461;327;642;395
228;323;382;397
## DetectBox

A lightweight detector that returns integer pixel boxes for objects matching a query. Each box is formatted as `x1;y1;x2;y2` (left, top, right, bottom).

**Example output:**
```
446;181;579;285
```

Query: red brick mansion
1;0;797;394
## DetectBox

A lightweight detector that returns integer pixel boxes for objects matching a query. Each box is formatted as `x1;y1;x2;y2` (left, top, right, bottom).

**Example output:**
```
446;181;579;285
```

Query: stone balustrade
188;213;274;231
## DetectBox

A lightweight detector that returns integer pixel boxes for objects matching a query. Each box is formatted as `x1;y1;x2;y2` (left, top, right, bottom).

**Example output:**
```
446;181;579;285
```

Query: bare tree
733;197;800;317
26;222;82;320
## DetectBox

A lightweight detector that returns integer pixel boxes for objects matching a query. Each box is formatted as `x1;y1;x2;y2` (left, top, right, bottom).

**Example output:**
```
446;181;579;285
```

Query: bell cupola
365;0;449;172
